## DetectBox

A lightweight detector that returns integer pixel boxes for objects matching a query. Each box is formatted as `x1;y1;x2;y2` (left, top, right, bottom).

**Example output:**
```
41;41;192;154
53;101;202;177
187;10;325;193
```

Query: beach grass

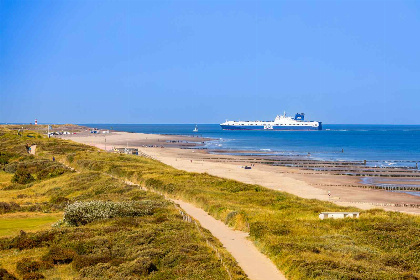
67;147;420;280
0;126;247;280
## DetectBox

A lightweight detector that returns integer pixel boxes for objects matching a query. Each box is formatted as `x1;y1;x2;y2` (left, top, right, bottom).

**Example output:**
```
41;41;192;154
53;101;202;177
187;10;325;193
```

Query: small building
113;147;138;155
319;212;359;220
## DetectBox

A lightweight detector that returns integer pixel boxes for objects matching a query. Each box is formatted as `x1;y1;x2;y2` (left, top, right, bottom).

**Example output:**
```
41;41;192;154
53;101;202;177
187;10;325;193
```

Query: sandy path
172;199;286;280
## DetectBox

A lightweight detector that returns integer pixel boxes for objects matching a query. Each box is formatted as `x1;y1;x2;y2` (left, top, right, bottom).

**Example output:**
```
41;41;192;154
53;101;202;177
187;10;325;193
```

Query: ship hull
220;124;322;131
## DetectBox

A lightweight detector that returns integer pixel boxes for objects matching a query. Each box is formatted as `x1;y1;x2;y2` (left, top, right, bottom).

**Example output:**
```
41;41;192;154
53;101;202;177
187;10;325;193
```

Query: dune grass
67;148;420;280
0;127;247;280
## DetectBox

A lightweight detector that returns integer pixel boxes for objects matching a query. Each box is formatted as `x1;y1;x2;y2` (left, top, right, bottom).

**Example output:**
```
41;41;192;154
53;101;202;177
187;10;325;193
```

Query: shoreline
59;128;420;215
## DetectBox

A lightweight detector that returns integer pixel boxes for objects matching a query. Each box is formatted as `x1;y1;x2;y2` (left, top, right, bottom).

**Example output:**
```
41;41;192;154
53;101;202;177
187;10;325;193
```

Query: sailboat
193;125;198;132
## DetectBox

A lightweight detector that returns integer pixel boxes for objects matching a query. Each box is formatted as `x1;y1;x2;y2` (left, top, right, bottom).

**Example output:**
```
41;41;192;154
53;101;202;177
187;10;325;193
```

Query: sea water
84;124;420;167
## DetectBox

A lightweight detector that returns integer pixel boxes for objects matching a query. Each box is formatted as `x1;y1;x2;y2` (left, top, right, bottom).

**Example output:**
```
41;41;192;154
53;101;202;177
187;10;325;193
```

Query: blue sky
1;0;419;124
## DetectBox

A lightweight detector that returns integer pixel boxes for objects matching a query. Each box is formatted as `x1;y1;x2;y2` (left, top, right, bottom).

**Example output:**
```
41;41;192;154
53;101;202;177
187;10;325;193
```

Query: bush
0;268;17;280
4;162;18;173
49;196;70;209
0;152;15;165
0;201;20;214
34;164;69;180
12;168;34;184
73;255;112;270
0;230;58;251
16;258;40;274
42;246;77;264
129;257;158;276
63;200;157;226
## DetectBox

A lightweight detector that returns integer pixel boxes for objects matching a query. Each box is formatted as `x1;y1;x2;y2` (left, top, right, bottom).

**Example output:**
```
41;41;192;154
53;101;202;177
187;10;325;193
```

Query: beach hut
319;212;359;220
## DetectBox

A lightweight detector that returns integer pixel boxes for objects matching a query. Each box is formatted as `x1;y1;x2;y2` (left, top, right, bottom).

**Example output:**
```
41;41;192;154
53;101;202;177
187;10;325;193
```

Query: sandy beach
60;130;420;215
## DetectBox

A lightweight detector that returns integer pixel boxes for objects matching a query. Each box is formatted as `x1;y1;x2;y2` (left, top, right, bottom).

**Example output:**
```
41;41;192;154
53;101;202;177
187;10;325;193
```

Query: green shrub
12;168;34;184
63;200;157;226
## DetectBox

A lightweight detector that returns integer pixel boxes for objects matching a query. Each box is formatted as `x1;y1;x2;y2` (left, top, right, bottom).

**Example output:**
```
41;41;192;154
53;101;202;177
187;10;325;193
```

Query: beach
60;130;420;215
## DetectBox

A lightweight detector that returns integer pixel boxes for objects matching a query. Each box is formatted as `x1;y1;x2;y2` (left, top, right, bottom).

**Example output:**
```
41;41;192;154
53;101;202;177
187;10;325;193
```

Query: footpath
60;158;286;280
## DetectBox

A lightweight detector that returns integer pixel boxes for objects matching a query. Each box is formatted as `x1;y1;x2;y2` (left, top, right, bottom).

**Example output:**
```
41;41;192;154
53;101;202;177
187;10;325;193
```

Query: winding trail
172;198;286;280
60;161;286;280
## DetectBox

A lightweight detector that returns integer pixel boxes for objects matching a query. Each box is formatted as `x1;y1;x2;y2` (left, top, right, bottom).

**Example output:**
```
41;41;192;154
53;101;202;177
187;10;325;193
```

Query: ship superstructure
220;112;322;130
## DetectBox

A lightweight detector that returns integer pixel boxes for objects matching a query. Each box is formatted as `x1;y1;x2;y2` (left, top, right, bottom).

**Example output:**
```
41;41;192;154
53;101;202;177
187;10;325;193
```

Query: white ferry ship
220;112;322;131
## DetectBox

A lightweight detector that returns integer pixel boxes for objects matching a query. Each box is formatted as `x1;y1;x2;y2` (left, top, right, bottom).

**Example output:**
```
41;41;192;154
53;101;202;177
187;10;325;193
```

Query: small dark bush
42;246;77;264
16;258;40;274
72;255;112;270
145;178;163;188
2;230;58;251
0;152;11;165
12;168;34;184
67;154;75;163
0;201;20;214
130;257;158;276
4;162;18;173
49;196;70;209
0;268;17;280
34;164;68;180
22;272;45;280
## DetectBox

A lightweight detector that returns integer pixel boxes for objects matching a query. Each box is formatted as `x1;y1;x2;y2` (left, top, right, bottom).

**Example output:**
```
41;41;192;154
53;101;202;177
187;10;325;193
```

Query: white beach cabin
319;212;360;220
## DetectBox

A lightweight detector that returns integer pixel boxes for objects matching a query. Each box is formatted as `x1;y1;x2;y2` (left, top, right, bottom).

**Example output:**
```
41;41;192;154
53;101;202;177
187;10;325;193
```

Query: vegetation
68;146;420;280
0;213;62;237
0;126;246;279
1;125;419;279
63;200;158;226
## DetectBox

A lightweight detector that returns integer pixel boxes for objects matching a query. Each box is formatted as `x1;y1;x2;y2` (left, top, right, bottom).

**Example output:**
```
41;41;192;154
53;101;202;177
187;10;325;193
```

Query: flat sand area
61;131;420;214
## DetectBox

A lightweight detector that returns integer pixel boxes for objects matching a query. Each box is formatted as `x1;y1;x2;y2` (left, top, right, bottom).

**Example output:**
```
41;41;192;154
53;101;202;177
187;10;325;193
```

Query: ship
220;112;322;130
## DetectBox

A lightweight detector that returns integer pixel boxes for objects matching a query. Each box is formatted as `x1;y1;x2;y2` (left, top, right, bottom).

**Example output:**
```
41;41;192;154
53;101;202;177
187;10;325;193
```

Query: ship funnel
294;113;305;120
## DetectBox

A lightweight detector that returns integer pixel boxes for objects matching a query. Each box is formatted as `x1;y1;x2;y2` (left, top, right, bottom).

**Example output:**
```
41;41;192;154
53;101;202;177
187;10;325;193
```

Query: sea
84;124;420;168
